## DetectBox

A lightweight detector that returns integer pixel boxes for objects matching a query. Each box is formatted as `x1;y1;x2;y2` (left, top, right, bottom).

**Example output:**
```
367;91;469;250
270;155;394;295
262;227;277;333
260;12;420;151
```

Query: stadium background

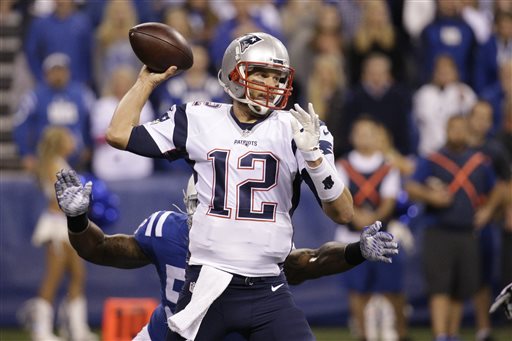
1;0;511;339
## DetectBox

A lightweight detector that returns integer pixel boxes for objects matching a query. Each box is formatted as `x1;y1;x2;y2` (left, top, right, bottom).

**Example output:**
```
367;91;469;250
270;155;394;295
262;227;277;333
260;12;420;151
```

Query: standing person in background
406;115;497;341
24;0;93;87
419;0;477;85
467;101;512;341
413;54;476;157
13;53;94;173
18;127;96;341
106;32;357;340
334;116;407;341
94;0;140;91
340;53;412;157
90;65;154;181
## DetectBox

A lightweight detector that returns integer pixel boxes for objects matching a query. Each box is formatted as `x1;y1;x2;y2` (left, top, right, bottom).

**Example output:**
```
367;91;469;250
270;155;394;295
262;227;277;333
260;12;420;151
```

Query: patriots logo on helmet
239;34;263;53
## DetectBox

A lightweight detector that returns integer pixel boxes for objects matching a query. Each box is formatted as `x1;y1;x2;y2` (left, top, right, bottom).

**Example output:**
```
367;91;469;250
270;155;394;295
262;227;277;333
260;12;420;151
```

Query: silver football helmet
218;32;294;115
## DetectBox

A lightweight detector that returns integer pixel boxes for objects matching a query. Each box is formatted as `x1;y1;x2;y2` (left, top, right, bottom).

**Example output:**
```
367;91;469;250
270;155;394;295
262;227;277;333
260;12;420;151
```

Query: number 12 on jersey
207;149;279;222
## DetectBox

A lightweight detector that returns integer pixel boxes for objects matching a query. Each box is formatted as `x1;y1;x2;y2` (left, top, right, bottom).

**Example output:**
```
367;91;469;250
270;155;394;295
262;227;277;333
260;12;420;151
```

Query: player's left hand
490;282;512;320
360;221;399;263
290;103;321;161
55;169;92;217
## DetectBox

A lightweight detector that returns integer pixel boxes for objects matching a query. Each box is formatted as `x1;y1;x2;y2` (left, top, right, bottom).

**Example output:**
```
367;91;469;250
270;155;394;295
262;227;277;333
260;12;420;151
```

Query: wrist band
67;213;89;234
306;157;344;202
344;242;366;265
300;148;323;162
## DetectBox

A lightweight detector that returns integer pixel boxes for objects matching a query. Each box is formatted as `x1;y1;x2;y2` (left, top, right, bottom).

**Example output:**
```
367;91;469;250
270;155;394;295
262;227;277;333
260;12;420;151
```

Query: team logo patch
239;34;263;53
322;176;334;190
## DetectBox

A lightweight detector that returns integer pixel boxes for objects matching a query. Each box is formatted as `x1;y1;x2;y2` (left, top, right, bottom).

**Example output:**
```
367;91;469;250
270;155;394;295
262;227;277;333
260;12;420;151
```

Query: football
129;22;193;73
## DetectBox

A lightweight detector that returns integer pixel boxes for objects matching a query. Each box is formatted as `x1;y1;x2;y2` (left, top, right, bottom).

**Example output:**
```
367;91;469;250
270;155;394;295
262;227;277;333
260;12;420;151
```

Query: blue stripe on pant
166;265;315;341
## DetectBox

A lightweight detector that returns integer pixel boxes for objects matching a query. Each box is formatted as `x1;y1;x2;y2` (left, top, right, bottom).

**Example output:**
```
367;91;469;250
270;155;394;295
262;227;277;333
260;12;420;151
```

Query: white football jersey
142;102;335;276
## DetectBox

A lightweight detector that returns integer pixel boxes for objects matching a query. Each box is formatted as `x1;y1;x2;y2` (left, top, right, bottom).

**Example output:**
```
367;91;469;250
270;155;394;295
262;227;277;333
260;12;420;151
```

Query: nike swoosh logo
323;130;329;136
271;283;284;292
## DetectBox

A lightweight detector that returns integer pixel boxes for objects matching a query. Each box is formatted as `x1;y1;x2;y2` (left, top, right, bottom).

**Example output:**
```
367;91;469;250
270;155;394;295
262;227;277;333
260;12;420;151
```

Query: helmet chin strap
248;103;269;116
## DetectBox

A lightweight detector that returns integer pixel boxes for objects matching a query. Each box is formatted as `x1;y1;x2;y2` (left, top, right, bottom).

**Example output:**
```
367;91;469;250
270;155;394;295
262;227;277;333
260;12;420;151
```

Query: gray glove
54;169;92;217
490;282;512;320
360;221;399;263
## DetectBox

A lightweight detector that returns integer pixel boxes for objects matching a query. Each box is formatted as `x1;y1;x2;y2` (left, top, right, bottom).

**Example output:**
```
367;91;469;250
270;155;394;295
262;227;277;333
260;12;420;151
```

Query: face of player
468;102;493;137
246;68;284;104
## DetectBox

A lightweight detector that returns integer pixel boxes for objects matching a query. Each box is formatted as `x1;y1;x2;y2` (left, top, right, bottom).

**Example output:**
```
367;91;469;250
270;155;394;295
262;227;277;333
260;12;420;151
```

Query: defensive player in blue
55;169;398;341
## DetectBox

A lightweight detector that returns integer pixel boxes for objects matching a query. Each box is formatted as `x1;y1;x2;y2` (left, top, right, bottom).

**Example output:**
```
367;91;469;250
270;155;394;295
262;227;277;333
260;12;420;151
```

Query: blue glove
360;221;399;263
55;169;92;217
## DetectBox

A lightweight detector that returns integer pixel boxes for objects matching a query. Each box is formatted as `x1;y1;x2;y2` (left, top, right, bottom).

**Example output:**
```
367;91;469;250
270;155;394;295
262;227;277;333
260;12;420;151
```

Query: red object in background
102;297;159;341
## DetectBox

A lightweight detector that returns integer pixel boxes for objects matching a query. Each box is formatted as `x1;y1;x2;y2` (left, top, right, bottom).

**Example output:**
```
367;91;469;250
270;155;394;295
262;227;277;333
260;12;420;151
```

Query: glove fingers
68;169;82;187
307;103;320;131
376;232;394;241
84;181;93;198
293;104;309;124
290;117;300;135
377;256;392;264
364;221;382;236
382;248;399;256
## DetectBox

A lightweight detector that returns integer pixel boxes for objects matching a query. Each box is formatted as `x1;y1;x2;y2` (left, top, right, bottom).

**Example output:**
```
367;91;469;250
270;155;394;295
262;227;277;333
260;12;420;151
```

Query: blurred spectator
497;102;512;288
403;0;436;41
481;59;512;135
467;100;511;341
13;53;94;173
337;0;363;41
406;115;496;341
94;0;140;91
209;1;282;69
474;11;512;95
280;0;320;43
288;3;344;93
84;0;157;28
496;0;512;13
334;116;407;341
24;0;94;87
413;54;476;157
152;44;225;113
307;54;345;122
339;53;412;157
18;127;96;341
376;123;416;177
419;0;477;85
91;65;154;181
461;0;493;44
162;5;193;41
184;0;220;46
348;0;404;84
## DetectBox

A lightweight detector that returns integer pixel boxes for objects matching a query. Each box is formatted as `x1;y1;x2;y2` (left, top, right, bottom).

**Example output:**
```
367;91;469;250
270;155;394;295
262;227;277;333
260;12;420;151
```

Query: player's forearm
285;242;355;285
106;81;153;150
323;187;354;224
68;216;150;269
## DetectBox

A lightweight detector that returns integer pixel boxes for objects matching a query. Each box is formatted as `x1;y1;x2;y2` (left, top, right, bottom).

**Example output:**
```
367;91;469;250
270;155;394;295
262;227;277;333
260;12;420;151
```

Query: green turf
1;326;511;340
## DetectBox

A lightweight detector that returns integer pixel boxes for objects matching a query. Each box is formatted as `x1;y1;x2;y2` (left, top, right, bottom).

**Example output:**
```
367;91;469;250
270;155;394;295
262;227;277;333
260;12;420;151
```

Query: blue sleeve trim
126;126;165;158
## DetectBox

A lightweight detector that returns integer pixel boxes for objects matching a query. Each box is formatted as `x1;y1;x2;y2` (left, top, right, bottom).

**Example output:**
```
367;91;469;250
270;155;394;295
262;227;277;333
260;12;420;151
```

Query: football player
55;169;398;340
105;32;394;340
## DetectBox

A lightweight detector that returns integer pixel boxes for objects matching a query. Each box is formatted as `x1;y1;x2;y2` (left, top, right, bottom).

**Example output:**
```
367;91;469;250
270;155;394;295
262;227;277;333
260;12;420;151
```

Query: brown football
129;22;193;73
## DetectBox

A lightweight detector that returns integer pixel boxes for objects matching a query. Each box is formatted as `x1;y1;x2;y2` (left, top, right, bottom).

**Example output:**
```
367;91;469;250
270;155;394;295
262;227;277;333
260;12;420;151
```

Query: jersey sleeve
128;103;188;160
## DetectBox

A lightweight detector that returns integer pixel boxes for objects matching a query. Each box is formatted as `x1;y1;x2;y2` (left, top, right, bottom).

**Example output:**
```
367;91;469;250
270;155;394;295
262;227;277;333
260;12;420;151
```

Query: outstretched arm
55;169;151;269
284;221;399;285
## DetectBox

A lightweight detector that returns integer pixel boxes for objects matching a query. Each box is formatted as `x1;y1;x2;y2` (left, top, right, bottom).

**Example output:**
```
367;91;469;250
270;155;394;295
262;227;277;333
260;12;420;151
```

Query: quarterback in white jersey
107;32;355;340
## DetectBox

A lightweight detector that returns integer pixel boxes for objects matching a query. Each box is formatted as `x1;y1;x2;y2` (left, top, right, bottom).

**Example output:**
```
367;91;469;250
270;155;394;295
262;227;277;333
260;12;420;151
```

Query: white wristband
306;157;344;202
300;148;323;162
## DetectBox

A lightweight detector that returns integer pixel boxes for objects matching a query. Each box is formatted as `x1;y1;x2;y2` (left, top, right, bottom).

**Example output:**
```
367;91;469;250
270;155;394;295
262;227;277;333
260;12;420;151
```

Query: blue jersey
134;211;189;340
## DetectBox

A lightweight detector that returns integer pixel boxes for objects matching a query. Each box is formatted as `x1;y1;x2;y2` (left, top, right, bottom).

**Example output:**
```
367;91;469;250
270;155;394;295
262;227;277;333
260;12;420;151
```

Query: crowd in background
2;0;512;340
